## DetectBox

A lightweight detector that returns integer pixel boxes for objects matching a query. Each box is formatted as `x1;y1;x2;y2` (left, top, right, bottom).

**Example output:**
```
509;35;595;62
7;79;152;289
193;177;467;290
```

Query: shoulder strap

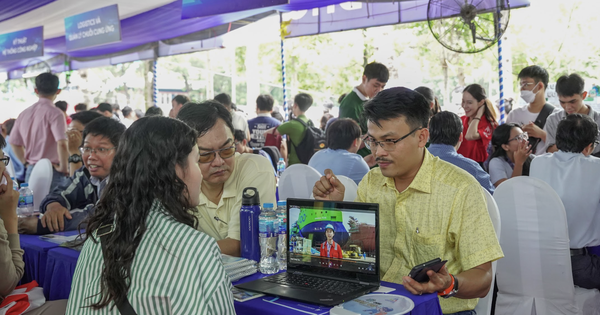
293;117;309;128
533;103;555;128
98;224;138;315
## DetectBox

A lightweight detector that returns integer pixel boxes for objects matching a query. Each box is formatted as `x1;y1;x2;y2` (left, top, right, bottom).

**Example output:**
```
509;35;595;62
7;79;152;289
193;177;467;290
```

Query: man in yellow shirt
313;87;503;315
178;101;277;256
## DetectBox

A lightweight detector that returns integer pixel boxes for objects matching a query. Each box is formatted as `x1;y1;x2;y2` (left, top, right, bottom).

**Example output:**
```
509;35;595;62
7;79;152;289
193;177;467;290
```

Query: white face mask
520;83;540;104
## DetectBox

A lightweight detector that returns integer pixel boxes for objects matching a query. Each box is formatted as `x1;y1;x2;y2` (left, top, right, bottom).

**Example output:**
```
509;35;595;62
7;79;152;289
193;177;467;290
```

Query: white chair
5;153;16;179
494;177;600;315
28;159;54;213
278;164;322;200
335;175;358;202
474;189;501;315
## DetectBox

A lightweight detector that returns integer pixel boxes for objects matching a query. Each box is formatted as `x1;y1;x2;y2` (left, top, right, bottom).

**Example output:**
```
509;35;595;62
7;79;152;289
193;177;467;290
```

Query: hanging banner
64;4;121;51
182;0;289;19
0;26;44;62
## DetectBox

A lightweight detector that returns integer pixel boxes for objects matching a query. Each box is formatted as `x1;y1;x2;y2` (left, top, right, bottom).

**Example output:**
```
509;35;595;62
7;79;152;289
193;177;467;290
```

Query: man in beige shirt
178;100;277;256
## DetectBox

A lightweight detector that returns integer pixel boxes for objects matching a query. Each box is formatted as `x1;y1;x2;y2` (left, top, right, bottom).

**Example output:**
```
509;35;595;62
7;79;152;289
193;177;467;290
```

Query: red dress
457;115;494;163
320;241;343;258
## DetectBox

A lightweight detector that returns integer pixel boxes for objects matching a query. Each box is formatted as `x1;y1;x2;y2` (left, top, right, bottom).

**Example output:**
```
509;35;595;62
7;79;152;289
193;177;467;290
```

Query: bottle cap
241;187;260;206
21;183;28;187
263;203;274;209
279;158;284;161
277;200;287;207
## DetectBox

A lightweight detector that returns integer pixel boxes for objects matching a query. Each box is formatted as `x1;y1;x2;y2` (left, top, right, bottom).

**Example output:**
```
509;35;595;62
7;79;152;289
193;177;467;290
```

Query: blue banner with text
0;26;44;62
64;4;121;51
181;0;289;19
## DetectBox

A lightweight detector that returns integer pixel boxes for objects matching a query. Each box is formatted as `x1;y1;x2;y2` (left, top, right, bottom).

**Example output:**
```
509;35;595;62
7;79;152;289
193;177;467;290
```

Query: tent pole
280;13;289;122
153;59;158;107
497;1;505;124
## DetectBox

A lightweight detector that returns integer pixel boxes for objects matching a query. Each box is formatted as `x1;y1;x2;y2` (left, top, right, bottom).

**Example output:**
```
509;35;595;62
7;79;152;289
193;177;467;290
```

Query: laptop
235;198;380;306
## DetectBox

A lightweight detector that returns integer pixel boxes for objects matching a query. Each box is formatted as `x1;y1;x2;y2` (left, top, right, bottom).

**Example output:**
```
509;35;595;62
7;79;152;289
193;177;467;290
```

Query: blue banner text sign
182;0;289;19
0;26;44;62
64;4;121;51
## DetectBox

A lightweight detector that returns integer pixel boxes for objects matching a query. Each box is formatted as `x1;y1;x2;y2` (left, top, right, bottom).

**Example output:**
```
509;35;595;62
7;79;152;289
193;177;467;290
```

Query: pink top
9;98;67;165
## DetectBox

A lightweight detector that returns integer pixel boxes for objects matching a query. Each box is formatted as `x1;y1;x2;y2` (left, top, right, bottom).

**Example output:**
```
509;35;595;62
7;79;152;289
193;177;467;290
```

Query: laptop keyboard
264;273;366;296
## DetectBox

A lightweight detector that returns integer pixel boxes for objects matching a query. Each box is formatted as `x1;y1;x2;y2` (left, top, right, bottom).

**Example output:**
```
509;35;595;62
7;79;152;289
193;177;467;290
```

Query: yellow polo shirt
356;151;503;313
195;153;277;241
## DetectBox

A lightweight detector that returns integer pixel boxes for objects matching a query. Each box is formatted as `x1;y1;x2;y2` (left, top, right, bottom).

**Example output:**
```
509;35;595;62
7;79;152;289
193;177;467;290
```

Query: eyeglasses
364;127;422;152
0;156;9;166
198;144;237;164
508;132;528;142
80;147;116;156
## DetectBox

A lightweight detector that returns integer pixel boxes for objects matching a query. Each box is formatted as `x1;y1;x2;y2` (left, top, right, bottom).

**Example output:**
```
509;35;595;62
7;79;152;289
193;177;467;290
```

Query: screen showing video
288;206;377;274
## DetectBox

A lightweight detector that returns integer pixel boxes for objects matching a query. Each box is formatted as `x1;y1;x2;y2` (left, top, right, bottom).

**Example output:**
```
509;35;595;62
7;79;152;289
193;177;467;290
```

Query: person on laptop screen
312;87;504;315
320;224;343;258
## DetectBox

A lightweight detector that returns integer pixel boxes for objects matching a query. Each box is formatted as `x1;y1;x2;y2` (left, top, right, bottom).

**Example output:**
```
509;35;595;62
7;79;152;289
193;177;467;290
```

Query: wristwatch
439;274;459;299
68;154;82;163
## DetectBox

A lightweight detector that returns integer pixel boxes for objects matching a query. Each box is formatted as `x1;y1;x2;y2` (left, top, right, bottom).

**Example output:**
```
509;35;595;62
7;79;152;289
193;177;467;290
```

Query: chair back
5;154;16;179
336;175;358;202
474;188;501;315
28;159;54;212
279;164;322;200
494;176;578;314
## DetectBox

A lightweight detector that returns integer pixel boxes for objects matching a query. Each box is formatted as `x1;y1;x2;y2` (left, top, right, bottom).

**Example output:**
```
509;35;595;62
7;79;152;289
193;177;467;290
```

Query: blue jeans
25;164;67;193
445;311;476;315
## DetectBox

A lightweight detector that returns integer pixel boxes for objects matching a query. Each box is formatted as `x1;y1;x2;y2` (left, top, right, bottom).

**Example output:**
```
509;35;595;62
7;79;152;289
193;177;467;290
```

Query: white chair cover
28;159;53;213
335;175;358;202
494;177;600;315
278;164;322;200
474;189;501;315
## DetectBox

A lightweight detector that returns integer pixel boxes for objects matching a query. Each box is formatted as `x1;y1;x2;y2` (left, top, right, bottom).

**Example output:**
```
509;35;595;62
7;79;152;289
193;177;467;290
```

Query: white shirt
488;157;514;185
506;105;560;154
530;151;600;248
543;105;600;155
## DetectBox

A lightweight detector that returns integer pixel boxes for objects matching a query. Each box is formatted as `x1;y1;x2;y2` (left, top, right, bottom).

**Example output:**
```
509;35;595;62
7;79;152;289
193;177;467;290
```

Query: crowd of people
0;60;599;314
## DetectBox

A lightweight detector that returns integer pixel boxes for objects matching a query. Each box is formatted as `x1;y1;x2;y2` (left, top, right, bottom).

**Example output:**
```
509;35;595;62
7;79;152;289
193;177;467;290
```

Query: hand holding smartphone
408;258;448;283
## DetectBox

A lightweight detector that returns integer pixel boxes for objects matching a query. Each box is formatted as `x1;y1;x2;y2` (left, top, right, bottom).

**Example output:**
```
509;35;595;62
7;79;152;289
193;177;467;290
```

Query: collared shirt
308;148;370;185
195;153;276;241
89;175;109;198
427;144;495;194
543;106;600;154
9;98;67;165
66;200;235;315
530;151;600;248
339;88;371;157
356;151;504;313
248;113;281;148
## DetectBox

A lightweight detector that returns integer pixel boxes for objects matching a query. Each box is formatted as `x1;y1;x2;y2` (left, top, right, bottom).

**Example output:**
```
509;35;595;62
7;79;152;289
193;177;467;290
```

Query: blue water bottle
240;187;261;262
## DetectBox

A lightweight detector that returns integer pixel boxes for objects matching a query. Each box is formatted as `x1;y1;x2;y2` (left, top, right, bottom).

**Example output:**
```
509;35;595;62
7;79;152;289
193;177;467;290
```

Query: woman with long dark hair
414;86;441;117
457;84;499;165
487;123;533;187
65;117;234;314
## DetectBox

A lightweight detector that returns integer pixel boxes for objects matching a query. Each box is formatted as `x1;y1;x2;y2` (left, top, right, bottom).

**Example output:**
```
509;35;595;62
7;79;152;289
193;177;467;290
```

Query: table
44;247;80;300
232;273;443;315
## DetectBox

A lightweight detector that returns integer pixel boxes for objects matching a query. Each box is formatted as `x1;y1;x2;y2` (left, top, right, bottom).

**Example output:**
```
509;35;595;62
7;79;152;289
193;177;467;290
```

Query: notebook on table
235;198;380;306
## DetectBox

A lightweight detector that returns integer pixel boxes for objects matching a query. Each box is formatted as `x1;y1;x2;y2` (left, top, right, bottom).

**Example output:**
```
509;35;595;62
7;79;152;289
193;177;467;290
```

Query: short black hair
55;101;68;112
97;103;113;113
0;134;5;149
145;107;163;117
134;109;144;119
172;95;190;106
111;104;120;111
490;123;520;159
429;111;463;146
2;119;16;135
518;65;549;89
556;73;585;97
122;106;132;117
256;95;275;112
338;93;347;104
74;103;87;111
82;116;126;148
35;73;59;96
214;93;232;107
234;129;247;142
70;111;102;126
363;87;430;130
177;100;235;137
326;118;361;150
294;93;313;112
556;114;598;153
363;62;389;83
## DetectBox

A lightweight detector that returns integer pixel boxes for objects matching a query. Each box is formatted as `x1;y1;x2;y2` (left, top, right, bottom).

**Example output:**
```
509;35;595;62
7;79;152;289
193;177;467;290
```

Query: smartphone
408;258;448;283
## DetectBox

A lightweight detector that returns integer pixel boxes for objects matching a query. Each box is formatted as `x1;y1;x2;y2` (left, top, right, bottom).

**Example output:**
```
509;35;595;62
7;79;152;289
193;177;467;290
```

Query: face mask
520;83;539;103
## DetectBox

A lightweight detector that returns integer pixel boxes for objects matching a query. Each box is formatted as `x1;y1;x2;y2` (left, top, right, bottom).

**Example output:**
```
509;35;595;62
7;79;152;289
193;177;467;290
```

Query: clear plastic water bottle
276;200;287;271
11;177;18;191
17;183;34;218
276;158;286;178
259;203;279;274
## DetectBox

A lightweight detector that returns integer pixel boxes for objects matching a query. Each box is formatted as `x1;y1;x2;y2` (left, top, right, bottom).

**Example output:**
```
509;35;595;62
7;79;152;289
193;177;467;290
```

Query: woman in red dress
457;84;498;165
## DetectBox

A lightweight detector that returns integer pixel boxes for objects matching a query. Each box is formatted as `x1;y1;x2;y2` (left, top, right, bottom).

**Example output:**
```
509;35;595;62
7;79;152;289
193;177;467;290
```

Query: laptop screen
287;199;379;276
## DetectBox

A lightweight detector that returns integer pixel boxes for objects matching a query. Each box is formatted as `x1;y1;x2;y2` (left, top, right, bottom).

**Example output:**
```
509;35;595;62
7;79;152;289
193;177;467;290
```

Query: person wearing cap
320;224;343;258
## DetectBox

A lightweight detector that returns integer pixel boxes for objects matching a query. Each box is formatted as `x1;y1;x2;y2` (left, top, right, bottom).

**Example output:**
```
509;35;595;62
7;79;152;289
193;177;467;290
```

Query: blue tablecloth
44;247;80;300
232;273;443;315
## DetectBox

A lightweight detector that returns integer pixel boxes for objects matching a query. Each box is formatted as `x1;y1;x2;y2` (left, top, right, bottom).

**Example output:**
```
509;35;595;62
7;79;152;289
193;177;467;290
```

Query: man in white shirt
215;93;250;140
506;65;559;154
543;73;600;155
530;114;600;290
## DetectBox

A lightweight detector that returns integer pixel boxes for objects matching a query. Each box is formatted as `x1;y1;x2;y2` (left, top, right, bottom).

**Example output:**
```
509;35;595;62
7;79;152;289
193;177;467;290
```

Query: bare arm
11;145;26;165
465;106;485;141
56;139;69;174
217;238;241;257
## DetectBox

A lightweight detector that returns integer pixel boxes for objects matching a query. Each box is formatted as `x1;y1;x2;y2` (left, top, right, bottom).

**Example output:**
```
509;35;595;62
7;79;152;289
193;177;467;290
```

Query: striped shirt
65;201;235;315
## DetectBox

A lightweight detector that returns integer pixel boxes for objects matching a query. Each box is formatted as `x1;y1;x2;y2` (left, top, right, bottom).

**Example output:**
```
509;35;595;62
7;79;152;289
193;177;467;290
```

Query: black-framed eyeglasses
198;144;237;164
0;156;9;166
364;127;422;152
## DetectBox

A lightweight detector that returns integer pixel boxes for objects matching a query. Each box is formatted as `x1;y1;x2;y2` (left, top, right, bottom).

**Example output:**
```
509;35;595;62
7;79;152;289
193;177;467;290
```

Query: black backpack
253;146;282;171
291;118;327;164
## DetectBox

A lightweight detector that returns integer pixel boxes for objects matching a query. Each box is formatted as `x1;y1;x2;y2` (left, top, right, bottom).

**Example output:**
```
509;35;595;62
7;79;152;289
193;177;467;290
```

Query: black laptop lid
286;198;380;284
